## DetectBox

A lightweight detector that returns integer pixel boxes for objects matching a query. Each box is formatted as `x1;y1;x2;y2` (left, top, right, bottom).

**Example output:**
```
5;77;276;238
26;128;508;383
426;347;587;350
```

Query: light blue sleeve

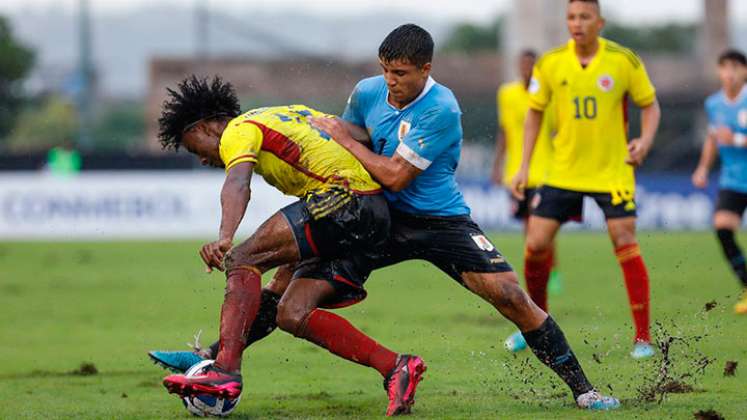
342;81;368;127
395;107;462;170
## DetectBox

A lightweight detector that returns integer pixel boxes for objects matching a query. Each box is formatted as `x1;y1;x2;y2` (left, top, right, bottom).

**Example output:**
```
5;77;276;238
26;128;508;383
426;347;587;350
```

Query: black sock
716;229;747;288
207;289;281;358
522;316;594;399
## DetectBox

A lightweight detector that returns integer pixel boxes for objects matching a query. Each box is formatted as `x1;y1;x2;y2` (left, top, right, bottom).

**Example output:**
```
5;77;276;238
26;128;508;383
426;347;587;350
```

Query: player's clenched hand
691;167;709;189
310;117;354;148
625;138;651;167
199;238;232;273
510;168;528;200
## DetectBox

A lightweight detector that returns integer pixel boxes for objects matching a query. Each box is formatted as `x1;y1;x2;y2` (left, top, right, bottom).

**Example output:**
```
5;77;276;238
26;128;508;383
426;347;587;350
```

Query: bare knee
526;234;552;254
610;230;636;248
492;276;530;310
465;272;526;309
276;298;311;336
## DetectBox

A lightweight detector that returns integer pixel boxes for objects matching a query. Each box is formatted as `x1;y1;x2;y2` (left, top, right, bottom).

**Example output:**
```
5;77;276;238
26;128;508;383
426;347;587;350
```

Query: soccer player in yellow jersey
511;0;662;359
157;76;422;412
494;50;562;352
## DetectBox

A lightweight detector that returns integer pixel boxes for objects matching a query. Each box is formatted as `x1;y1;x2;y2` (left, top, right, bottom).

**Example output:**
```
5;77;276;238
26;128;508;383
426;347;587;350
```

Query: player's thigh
227;211;299;272
264;264;295;296
605;216;638;248
525;216;562;252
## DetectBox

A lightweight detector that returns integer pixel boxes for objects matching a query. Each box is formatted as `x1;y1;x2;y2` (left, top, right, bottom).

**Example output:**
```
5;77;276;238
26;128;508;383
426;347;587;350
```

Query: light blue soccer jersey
705;86;747;193
342;76;470;216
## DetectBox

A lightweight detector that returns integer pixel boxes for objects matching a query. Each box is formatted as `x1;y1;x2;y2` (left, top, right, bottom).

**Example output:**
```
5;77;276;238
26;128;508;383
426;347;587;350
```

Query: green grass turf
1;232;746;419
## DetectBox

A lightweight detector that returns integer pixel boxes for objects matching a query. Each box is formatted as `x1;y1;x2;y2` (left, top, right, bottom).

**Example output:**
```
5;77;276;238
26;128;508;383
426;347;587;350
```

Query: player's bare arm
511;108;543;200
626;99;661;166
492;127;507;185
200;162;254;272
692;132;718;188
312;116;422;192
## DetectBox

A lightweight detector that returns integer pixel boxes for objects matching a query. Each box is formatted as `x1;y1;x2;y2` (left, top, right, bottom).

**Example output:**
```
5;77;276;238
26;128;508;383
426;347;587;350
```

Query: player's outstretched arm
692;133;717;189
311;116;422;192
626;99;661;167
200;162;254;272
492;127;507;185
511;108;543;200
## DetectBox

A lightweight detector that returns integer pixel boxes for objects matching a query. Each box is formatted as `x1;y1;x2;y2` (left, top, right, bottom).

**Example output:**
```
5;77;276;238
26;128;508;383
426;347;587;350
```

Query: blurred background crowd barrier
0;0;743;238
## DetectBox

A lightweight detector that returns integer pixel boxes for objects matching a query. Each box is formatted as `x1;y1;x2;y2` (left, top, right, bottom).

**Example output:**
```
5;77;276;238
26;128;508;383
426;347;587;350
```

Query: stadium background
1;1;746;419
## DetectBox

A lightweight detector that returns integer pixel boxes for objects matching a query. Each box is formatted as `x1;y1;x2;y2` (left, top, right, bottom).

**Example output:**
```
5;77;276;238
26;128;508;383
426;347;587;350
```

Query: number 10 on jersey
573;96;597;119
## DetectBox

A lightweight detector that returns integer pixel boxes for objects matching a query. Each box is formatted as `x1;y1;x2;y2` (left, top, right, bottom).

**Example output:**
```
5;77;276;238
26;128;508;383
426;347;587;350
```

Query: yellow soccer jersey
528;37;656;193
219;105;381;197
498;81;554;188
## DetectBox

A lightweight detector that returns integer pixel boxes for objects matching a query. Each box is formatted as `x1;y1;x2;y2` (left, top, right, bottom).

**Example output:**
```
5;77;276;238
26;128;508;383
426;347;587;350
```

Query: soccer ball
181;360;241;417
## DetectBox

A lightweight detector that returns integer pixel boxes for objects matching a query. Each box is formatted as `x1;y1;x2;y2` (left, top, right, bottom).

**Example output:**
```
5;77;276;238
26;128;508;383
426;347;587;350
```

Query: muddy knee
276;299;312;337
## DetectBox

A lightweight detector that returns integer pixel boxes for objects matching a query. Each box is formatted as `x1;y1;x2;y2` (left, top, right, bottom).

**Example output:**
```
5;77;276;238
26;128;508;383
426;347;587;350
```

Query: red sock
215;267;262;373
616;244;651;343
299;309;397;377
524;247;552;311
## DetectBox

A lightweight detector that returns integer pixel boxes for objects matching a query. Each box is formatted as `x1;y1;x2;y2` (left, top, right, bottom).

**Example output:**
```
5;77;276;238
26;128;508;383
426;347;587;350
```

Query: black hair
569;0;601;12
718;49;747;66
378;24;434;68
158;75;241;150
520;49;538;59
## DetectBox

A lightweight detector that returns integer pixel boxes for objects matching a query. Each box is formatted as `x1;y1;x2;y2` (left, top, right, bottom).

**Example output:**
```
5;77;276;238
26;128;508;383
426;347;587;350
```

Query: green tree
91;102;146;151
441;18;502;53
6;96;79;152
603;22;696;54
0;15;34;141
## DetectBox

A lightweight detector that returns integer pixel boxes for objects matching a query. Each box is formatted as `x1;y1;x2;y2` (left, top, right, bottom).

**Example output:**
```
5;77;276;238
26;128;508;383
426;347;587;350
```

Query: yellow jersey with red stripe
528;37;656;193
219;105;381;197
498;81;554;188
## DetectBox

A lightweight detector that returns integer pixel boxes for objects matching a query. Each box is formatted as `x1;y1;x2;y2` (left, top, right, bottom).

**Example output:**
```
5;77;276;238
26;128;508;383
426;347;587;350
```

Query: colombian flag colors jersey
498;81;554;188
219;105;381;197
528;38;656;193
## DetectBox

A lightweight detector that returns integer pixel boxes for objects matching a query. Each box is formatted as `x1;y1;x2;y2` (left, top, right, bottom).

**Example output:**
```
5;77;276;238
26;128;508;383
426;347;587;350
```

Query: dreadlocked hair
158;75;241;150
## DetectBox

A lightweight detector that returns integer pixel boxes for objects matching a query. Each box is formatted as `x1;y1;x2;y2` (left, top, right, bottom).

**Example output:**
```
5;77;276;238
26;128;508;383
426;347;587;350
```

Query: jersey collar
568;37;606;72
386;76;436;112
721;84;747;105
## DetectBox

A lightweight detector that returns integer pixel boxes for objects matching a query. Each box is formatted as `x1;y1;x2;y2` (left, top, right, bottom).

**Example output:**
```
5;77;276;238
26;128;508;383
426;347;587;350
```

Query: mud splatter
70;362;98;376
703;301;717;312
693;409;724;420
723;361;737;376
636;322;713;404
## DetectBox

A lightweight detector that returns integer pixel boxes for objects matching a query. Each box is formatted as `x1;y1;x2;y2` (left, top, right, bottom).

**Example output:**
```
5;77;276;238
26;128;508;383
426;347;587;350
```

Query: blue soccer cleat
576;390;621;410
630;342;655;359
149;350;205;373
504;331;527;352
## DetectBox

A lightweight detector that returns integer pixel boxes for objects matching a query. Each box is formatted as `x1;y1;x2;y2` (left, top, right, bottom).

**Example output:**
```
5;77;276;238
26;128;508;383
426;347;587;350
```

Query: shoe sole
163;378;242;399
387;357;427;416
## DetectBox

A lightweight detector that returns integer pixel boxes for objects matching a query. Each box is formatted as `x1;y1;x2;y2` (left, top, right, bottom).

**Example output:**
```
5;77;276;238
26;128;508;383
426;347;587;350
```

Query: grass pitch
1;232;746;419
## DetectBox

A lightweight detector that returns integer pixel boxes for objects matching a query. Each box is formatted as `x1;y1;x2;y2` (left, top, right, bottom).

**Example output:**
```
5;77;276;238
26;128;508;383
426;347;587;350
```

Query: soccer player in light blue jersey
692;49;747;314
314;23;618;410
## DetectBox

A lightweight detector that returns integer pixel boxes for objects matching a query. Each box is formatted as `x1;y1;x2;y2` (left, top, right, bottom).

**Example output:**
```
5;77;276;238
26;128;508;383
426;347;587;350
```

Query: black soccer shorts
512;187;538;220
716;189;747;216
531;185;637;223
279;186;390;261
293;208;514;308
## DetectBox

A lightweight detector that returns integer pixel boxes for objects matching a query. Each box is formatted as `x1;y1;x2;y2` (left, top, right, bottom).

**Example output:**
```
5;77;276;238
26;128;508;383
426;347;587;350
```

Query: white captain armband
395;143;431;170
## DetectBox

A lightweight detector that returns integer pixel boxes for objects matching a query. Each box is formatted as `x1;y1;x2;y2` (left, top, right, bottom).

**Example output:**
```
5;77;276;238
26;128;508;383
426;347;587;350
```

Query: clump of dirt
636;322;713;404
70;362;98;376
659;380;693;393
723;361;738;376
703;301;717;312
693;409;724;420
121;393;128;398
